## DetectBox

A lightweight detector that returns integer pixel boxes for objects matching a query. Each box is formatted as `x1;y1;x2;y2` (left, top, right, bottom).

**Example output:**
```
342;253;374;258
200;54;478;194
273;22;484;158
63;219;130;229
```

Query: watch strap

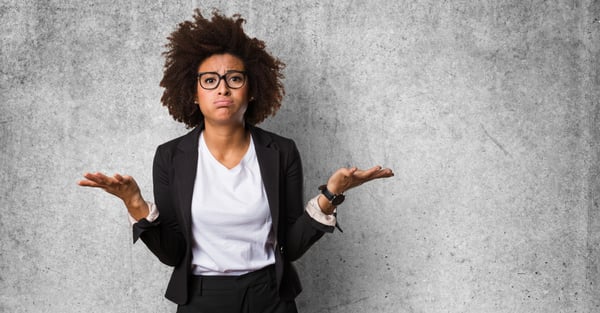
318;185;345;205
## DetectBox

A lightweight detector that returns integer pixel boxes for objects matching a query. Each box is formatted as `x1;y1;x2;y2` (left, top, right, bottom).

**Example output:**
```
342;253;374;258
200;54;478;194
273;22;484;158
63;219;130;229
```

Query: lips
214;99;233;108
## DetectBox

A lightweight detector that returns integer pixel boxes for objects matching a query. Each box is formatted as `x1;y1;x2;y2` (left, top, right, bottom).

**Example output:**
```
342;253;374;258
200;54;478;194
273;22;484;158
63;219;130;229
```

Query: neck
202;120;249;152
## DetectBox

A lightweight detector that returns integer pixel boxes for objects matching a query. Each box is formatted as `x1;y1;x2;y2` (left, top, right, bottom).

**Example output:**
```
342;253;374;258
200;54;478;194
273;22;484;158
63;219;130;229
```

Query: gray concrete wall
1;1;598;312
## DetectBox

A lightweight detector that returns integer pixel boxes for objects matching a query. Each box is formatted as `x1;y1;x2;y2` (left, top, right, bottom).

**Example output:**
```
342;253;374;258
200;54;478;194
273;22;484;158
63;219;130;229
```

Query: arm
282;144;395;261
135;146;186;266
78;146;187;267
282;142;331;261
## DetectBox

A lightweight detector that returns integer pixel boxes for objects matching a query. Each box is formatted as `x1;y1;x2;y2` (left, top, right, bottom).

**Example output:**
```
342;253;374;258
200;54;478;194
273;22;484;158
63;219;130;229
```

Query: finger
78;179;104;188
367;165;383;174
379;168;394;177
114;173;125;183
353;167;394;184
84;172;109;181
118;175;137;188
86;172;120;186
352;166;383;178
365;167;394;180
82;172;106;185
368;166;394;177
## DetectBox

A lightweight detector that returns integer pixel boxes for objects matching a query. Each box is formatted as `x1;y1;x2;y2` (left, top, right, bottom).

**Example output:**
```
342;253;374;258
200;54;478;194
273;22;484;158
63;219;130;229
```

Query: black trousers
177;265;298;313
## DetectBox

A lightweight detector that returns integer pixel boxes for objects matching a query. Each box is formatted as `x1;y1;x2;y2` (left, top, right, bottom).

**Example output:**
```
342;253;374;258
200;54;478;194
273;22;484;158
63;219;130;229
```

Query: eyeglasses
197;70;247;90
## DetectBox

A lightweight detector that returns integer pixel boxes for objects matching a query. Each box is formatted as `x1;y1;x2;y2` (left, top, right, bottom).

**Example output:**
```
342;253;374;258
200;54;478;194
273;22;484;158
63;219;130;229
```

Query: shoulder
250;125;297;151
155;127;201;156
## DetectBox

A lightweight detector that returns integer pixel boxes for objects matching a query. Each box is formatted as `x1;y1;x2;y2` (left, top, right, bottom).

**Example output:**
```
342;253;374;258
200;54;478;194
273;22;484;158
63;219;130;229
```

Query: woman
79;10;393;313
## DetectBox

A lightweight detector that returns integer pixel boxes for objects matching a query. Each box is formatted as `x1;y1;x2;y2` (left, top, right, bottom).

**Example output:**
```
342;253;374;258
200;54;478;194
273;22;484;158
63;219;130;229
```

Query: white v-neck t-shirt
190;133;275;275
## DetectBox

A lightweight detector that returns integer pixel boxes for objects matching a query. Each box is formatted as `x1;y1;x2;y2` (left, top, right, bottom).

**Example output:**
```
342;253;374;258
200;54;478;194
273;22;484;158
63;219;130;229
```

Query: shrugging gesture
77;9;395;310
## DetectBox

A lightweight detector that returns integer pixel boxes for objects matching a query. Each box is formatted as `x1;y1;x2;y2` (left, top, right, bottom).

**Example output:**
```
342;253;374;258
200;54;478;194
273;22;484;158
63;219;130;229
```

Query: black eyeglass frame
196;70;248;90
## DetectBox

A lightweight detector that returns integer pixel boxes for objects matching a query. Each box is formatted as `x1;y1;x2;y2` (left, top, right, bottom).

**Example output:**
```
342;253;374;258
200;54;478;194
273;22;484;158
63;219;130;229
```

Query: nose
216;77;231;96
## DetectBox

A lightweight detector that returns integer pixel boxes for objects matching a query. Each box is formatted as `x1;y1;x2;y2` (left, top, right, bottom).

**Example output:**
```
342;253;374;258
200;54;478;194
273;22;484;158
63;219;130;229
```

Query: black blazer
132;123;334;305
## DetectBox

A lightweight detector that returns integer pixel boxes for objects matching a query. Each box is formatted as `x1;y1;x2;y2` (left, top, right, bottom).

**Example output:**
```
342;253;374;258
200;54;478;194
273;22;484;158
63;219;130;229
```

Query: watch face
331;194;345;205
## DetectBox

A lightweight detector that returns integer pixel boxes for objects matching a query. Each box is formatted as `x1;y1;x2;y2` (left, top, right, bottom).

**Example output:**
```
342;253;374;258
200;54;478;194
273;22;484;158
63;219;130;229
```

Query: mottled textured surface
1;1;598;312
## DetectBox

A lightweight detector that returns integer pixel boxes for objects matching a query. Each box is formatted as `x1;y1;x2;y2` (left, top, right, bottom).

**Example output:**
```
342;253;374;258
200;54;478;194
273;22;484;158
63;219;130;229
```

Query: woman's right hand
78;172;149;220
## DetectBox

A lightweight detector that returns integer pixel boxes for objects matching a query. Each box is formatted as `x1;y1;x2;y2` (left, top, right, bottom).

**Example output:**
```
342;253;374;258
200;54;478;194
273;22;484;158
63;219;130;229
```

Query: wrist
124;194;148;218
326;183;343;195
318;184;345;207
317;195;336;215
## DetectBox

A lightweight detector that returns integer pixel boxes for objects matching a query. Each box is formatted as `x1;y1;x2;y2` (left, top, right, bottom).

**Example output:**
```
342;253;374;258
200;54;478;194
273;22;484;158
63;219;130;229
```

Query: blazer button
279;245;285;255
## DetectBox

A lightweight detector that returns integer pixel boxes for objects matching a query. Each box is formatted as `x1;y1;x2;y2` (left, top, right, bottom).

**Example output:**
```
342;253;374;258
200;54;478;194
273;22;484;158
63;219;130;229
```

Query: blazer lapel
250;126;281;233
173;126;202;238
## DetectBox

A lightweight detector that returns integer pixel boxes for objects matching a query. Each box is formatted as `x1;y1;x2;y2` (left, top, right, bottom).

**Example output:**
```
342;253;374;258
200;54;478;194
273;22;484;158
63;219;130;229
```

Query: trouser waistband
190;265;276;292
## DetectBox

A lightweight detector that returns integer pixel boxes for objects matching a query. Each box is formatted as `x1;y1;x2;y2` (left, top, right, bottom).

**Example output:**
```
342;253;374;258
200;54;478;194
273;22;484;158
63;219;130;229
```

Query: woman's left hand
316;165;393;215
326;165;394;195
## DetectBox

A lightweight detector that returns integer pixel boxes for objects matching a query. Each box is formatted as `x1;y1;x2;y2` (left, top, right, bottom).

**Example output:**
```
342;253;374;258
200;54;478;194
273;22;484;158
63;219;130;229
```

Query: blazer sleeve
282;141;334;262
131;145;186;267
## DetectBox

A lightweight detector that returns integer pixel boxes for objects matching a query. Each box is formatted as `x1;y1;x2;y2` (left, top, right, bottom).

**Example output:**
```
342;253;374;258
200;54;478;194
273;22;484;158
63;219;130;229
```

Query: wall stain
481;124;512;157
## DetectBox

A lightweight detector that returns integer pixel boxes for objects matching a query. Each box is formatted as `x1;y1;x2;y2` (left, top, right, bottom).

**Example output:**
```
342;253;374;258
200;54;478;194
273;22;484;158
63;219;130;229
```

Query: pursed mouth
214;100;233;107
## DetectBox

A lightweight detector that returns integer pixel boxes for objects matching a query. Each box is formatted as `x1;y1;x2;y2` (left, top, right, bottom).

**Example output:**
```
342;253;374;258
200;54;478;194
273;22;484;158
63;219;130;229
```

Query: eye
204;77;216;84
228;74;244;82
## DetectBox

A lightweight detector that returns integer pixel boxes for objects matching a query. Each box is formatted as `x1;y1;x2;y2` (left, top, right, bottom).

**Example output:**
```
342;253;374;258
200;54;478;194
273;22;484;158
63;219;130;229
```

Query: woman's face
195;53;249;127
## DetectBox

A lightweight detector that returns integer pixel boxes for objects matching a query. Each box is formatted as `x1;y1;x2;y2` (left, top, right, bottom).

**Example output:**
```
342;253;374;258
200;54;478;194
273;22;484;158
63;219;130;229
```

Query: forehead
197;53;245;72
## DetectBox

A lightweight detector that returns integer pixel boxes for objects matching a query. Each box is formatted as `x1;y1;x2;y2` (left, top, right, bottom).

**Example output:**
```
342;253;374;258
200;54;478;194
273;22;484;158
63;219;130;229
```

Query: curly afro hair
160;9;285;128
